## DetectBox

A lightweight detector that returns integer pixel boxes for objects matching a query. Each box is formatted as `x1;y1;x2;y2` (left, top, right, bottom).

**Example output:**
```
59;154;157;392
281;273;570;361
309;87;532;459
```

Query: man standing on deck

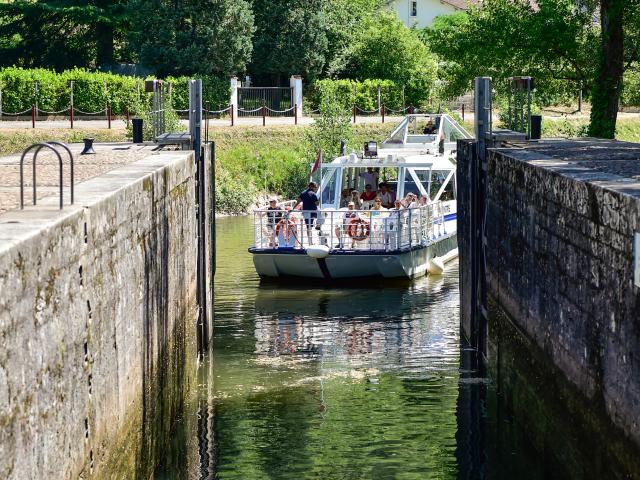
294;182;320;244
359;167;379;192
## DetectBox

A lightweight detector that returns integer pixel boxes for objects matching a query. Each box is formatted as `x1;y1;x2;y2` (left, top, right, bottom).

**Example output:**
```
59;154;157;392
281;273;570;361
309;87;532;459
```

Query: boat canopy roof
326;153;456;171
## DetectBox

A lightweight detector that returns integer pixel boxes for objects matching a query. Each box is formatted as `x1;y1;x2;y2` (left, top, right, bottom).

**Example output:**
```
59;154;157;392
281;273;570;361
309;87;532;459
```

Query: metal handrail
251;203;448;252
19;142;75;210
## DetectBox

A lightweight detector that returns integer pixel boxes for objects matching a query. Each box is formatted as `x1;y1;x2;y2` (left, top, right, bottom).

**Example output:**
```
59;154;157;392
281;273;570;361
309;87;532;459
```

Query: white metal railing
251;203;448;252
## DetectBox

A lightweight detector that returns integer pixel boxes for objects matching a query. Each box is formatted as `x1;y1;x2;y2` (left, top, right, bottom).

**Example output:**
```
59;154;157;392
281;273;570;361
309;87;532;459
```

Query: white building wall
392;0;459;28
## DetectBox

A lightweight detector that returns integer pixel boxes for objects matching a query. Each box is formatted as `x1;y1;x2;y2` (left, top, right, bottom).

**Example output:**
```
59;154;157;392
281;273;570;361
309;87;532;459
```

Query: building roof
439;0;480;10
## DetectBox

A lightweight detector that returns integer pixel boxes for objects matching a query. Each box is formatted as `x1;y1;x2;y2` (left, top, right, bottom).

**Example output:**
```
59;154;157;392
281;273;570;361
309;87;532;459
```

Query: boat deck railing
251;203;450;252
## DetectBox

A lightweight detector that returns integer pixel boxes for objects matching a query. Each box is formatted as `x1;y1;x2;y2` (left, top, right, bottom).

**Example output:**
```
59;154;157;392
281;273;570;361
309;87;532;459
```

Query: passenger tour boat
249;114;470;280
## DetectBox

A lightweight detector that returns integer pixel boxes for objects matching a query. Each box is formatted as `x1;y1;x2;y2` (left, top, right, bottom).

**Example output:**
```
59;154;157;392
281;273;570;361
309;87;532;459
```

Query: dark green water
156;216;638;480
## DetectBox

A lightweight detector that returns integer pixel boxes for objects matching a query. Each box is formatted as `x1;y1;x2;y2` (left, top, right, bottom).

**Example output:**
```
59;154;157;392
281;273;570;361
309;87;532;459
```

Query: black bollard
132;118;144;143
530;115;542;140
81;138;96;155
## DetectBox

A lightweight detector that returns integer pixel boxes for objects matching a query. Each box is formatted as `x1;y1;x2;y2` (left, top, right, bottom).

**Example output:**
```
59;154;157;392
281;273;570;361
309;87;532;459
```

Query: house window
411;1;417;16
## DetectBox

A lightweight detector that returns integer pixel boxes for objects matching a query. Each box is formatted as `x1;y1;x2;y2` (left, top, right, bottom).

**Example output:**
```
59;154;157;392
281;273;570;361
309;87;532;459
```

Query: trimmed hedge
305;79;430;112
0;67;230;115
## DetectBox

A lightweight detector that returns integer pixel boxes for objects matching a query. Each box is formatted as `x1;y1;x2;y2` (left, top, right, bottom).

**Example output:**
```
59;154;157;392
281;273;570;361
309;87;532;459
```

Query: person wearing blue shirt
294;182;320;244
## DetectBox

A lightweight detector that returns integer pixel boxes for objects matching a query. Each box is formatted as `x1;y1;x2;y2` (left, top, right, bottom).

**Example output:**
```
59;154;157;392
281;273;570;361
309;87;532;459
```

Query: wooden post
381;104;385;124
31;104;35;128
70;81;74;129
409;104;414;115
230;104;234;126
353;103;356;124
262;105;266;126
294;103;298;125
107;104;112;129
462;104;465;122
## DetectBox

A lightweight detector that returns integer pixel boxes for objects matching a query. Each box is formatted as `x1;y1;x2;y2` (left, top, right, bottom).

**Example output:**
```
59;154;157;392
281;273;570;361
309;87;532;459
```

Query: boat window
441;115;471;142
402;168;429;198
431;170;456;201
320;168;340;207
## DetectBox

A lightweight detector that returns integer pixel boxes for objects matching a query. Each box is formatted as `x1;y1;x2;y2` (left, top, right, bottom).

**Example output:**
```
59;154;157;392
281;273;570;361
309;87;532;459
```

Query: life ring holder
347;218;370;241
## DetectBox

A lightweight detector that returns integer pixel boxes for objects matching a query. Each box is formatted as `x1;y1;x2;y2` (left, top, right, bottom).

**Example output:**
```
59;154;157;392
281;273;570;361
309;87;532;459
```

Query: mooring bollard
353;103;356;124
31;105;35;128
381;104;385;124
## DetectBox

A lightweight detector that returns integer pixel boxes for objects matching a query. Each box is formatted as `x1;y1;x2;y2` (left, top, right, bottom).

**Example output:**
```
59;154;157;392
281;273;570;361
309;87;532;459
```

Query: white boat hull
251;233;457;280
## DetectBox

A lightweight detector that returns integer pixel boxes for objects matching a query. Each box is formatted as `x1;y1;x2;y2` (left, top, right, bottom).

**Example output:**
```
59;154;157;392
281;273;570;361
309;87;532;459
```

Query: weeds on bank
0;128;127;157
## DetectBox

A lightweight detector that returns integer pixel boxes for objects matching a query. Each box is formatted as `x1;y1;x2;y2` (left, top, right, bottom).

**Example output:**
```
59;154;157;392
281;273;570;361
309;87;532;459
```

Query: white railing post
230;76;238;121
290;75;303;117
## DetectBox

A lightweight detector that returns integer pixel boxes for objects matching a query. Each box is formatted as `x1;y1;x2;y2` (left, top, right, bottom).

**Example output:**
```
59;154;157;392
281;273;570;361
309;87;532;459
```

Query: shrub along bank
0;67;230;115
4;118;640;214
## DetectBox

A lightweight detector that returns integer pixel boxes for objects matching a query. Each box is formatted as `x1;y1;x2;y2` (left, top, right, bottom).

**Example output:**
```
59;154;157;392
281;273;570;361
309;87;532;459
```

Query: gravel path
0;142;168;214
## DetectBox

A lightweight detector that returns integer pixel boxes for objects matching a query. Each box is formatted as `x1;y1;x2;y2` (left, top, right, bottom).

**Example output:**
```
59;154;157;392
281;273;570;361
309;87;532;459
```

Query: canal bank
458;137;640;471
0;146;206;478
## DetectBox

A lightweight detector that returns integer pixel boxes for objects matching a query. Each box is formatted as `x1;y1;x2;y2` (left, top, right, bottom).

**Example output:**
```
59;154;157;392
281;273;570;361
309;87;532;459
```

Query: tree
0;0;130;70
129;0;254;77
307;81;353;162
249;0;328;84
423;0;599;103
336;11;437;105
322;0;388;77
588;0;635;138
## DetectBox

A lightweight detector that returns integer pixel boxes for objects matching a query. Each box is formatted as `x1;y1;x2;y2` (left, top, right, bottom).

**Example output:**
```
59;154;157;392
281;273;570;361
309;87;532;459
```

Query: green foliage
621;66;640;106
307;79;405;111
250;0;328;83
129;0;254;78
423;0;599;104
0;67;230;115
322;0;388;77
0;1;130;70
307;82;353;161
166;76;231;111
347;12;437;90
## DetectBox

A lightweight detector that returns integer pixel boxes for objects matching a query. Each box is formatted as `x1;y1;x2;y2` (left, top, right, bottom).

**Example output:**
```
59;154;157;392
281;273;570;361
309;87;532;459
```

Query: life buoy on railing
347;218;370;241
275;217;297;243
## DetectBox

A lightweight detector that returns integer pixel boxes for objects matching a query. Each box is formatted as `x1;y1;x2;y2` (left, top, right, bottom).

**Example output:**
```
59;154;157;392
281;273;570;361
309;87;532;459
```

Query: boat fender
427;257;445;275
306;245;330;259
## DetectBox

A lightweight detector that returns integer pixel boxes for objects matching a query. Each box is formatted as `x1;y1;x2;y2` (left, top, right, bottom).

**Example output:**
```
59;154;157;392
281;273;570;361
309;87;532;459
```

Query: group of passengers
263;176;429;248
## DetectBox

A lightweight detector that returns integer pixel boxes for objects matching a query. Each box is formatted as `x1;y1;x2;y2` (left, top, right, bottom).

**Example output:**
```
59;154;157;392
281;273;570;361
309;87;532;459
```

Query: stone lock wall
0;151;198;479
458;138;640;453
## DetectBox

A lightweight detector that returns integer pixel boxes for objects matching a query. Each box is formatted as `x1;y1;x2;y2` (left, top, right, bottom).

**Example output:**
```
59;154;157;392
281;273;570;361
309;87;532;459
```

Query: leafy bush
621;67;640;107
0;67;230;115
306;81;353;160
306;79;412;112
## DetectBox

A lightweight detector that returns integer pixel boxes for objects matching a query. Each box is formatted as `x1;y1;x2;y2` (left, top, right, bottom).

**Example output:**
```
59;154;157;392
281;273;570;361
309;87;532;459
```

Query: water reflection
156;216;640;480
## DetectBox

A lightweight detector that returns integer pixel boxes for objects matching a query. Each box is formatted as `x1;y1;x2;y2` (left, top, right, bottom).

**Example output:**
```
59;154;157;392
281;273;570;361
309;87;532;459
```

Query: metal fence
252;203;449;252
238;87;295;117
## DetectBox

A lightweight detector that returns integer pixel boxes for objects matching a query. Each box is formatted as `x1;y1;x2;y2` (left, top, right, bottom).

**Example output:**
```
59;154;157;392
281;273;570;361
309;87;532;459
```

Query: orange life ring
275;218;297;242
347;218;370;241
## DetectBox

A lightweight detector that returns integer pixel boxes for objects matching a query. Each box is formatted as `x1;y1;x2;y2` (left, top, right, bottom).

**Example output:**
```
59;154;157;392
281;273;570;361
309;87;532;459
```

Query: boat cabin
318;114;469;210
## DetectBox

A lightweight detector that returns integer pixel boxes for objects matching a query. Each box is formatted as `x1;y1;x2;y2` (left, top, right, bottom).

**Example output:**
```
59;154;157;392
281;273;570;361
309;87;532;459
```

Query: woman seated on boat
361;184;377;209
378;182;396;208
370;197;387;216
350;190;363;209
423;120;436;134
334;201;359;249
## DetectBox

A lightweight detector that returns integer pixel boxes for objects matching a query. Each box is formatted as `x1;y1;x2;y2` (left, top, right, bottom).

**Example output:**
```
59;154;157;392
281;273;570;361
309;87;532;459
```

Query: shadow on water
156;216;640;480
